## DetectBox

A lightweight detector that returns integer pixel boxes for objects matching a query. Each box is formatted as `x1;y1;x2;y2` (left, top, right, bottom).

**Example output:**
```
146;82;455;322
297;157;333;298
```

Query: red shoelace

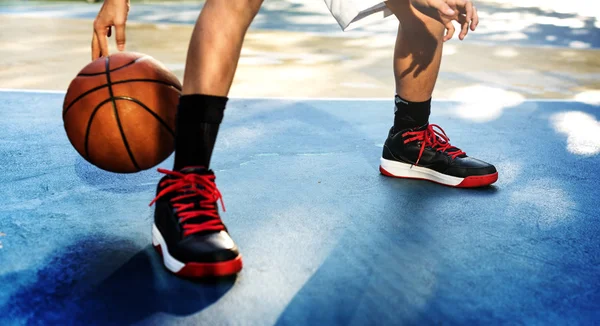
149;168;226;237
402;124;466;166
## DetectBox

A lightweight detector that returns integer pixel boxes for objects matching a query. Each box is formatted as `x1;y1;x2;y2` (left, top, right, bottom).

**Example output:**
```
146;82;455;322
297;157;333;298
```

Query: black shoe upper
152;167;239;263
382;125;497;178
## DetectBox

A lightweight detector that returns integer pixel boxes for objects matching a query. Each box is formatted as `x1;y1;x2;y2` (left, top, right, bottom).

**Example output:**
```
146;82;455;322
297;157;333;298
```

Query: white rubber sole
380;158;499;188
380;157;463;186
152;223;185;273
151;224;244;277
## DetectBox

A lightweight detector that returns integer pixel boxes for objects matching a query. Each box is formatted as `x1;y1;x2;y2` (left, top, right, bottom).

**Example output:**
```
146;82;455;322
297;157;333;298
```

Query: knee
385;0;411;16
387;1;444;36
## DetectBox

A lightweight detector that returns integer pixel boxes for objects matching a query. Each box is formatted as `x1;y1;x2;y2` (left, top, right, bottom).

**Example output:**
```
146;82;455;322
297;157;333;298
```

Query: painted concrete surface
0;91;599;325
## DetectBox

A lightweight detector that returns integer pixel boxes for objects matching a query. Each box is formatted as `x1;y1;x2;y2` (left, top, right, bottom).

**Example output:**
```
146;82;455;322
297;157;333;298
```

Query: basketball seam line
77;57;145;77
105;57;141;171
112;96;176;137
84;97;113;160
62;79;181;118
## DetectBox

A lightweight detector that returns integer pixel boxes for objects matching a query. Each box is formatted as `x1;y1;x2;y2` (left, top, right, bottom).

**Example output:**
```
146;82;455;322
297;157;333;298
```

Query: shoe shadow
77;246;236;325
1;236;235;325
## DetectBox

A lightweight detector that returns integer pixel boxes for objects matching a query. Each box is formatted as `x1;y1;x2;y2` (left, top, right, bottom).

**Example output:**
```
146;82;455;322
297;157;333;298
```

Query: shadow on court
0;237;235;325
0;92;599;324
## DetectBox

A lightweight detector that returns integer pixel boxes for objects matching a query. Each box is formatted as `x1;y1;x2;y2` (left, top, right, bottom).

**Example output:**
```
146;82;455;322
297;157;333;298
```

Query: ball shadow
74;155;170;194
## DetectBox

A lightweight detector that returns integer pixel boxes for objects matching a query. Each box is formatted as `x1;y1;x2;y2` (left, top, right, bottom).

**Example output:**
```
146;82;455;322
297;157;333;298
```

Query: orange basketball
63;52;181;173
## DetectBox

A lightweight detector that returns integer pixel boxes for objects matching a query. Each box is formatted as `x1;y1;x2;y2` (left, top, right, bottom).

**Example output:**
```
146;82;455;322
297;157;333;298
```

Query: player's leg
151;0;263;278
176;0;262;169
389;0;444;104
379;0;498;188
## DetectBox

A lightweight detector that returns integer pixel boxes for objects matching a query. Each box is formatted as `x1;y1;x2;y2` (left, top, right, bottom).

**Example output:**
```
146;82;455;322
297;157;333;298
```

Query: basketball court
0;1;599;325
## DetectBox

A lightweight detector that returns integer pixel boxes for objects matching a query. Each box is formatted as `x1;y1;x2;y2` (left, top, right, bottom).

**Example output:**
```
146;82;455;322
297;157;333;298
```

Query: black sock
173;94;227;170
393;95;431;132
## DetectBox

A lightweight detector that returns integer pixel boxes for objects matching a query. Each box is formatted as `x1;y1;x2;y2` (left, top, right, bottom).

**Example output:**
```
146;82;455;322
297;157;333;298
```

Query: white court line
0;88;594;103
0;88;66;94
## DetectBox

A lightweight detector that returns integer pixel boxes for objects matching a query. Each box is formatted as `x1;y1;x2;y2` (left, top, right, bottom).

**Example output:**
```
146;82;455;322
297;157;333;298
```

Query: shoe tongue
414;123;429;131
393;123;428;135
172;167;214;195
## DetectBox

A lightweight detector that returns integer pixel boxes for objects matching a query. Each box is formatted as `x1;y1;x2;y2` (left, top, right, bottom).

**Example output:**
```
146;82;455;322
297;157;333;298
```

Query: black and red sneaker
149;167;242;278
380;124;498;188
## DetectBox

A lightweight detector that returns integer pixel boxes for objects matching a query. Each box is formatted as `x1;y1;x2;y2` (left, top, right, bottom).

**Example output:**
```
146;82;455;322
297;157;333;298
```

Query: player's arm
92;0;130;60
409;0;479;41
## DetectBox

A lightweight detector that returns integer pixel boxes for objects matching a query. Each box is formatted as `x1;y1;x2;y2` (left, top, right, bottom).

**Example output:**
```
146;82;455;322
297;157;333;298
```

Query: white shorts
323;0;393;31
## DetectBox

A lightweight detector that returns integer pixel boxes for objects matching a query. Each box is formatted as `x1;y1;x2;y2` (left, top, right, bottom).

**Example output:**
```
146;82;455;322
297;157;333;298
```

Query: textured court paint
0;92;599;325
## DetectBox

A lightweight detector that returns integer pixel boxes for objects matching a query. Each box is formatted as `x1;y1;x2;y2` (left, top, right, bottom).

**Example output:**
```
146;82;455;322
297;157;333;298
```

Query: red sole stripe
379;166;498;188
154;244;243;278
456;172;499;188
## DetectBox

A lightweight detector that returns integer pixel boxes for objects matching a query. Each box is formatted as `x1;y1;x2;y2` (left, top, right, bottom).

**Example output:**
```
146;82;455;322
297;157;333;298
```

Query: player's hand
92;0;130;60
410;0;479;42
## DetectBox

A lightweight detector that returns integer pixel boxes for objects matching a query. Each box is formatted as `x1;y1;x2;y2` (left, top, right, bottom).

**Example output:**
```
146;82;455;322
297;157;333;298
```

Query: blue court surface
0;90;599;325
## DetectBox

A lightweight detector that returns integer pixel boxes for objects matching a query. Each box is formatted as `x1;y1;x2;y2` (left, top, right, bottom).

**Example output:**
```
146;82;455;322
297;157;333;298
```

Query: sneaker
380;124;498;187
149;167;242;278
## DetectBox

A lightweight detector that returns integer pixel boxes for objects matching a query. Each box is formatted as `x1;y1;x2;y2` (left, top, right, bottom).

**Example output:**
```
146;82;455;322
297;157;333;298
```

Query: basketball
62;52;181;173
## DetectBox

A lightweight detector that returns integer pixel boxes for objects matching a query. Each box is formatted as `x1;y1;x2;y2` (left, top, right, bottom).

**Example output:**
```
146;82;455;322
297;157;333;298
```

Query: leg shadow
0;235;235;325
